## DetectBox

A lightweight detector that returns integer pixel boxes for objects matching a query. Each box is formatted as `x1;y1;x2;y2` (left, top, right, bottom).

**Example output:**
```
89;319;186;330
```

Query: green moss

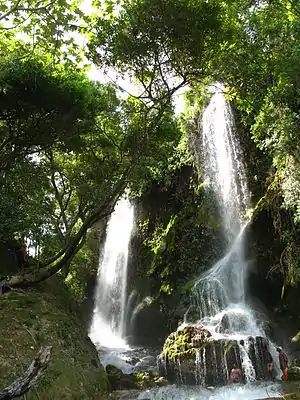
0;277;108;399
161;330;198;361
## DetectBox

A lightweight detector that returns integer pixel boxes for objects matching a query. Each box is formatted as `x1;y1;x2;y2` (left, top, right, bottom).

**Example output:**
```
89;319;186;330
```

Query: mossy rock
106;366;168;391
0;277;108;399
288;367;300;381
106;365;138;390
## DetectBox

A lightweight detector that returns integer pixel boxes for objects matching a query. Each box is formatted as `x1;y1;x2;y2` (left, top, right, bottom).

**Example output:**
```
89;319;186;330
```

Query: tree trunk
0;176;128;293
0;346;51;400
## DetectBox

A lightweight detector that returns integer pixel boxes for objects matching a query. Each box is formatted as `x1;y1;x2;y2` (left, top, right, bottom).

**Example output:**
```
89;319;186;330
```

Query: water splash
89;198;134;349
137;383;282;400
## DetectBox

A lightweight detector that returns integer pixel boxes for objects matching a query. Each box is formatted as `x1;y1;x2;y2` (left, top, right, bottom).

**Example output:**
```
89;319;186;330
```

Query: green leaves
0;0;90;62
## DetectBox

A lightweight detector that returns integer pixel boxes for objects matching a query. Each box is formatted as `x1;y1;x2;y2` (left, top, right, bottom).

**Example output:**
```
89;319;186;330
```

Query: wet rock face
106;364;138;391
158;324;272;386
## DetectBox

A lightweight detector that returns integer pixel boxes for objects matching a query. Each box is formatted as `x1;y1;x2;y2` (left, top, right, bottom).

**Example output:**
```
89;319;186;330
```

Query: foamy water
138;383;283;400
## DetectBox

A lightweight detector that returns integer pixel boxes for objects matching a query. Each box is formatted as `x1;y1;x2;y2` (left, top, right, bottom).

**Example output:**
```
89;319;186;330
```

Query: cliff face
125;165;225;346
0;277;109;400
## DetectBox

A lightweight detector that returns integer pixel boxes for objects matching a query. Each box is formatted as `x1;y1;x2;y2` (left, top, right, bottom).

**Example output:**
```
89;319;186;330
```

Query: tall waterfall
188;84;261;339
89;198;134;348
180;85;272;386
200;87;249;237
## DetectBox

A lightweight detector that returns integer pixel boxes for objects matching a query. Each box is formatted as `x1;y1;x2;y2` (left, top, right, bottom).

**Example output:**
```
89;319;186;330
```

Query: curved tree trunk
0;176;128;293
0;346;51;400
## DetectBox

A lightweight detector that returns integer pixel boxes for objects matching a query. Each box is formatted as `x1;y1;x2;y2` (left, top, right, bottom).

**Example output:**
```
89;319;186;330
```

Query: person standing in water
277;347;288;381
264;345;274;379
229;365;243;383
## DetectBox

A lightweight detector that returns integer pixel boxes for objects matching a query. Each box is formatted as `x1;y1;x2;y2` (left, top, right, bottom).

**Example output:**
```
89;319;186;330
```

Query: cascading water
130;85;285;399
140;85;283;399
148;84;284;400
89;198;134;349
200;85;249;237
185;84;261;340
182;85;269;384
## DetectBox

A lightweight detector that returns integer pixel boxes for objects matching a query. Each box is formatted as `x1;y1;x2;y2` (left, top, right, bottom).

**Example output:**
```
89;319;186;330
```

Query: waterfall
184;84;266;382
89;198;134;349
200;84;249;237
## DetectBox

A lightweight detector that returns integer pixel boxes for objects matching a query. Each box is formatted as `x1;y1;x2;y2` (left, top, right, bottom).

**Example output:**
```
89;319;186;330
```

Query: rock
133;355;157;371
106;364;168;391
288;366;300;381
106;365;138;391
91;358;99;368
154;376;168;386
219;313;230;333
158;323;272;385
291;358;300;368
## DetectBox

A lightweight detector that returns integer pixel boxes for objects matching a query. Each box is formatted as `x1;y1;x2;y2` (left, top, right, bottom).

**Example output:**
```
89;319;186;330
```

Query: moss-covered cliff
0;277;108;399
126;146;225;344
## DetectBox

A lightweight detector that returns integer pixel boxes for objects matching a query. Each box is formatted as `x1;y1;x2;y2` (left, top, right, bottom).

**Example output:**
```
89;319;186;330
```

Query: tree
0;52;181;291
0;0;87;62
86;0;300;287
87;0;234;107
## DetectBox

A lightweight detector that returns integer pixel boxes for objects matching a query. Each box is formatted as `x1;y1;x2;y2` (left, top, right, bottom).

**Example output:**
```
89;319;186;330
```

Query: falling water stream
89;198;134;369
186;84;264;344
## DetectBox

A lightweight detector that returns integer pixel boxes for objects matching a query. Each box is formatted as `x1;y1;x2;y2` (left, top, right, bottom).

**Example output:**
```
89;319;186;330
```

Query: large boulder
158;323;271;386
106;365;168;391
106;365;138;391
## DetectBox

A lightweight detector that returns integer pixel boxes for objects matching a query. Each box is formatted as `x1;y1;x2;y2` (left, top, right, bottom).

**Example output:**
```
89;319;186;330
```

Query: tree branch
0;0;22;22
0;346;51;400
0;168;130;292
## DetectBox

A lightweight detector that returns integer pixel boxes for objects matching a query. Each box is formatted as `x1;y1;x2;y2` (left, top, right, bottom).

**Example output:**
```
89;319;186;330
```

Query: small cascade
239;342;256;383
89;198;134;349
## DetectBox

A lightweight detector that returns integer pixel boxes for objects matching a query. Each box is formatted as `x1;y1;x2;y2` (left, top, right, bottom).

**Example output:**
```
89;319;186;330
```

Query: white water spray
89;198;134;349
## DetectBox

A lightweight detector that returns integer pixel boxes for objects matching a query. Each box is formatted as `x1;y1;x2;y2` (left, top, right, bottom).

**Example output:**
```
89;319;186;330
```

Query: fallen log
0;346;52;400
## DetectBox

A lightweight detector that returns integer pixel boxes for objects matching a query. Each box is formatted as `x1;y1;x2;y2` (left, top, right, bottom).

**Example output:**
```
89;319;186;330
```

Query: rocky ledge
158;323;272;386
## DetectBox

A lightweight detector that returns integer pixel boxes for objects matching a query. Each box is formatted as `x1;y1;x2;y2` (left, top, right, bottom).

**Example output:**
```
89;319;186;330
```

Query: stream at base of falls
137;383;283;400
98;344;285;400
111;382;283;400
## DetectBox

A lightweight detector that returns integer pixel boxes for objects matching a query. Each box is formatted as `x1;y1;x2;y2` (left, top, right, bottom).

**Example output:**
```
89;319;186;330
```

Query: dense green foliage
0;49;180;292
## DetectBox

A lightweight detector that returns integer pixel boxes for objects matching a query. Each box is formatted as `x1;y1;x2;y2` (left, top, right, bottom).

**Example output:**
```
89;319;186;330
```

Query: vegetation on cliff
0;277;108;399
